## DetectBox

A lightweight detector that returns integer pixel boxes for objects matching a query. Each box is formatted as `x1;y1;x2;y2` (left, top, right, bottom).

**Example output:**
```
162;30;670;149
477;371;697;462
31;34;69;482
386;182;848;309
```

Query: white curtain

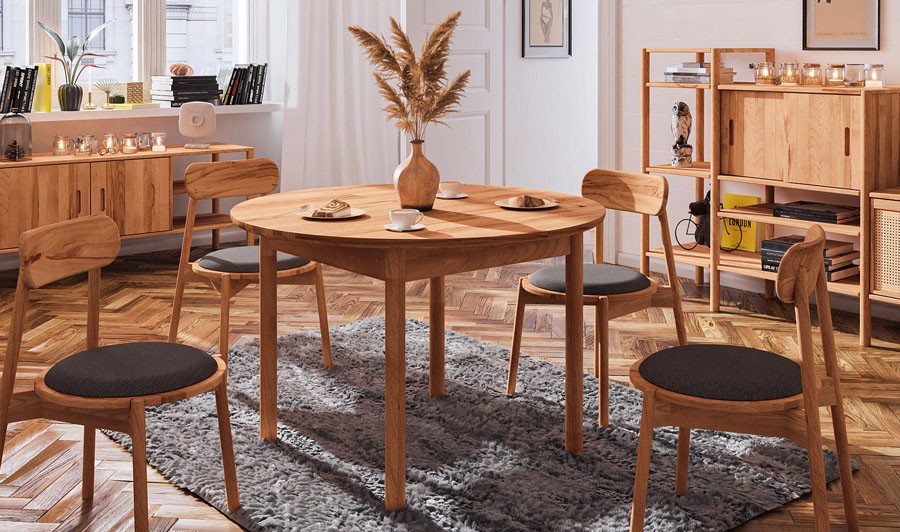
279;0;401;191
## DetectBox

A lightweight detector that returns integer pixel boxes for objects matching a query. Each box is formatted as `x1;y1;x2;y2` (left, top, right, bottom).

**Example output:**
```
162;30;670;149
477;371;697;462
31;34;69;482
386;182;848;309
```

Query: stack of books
222;63;268;105
150;75;220;108
664;62;735;84
0;66;39;113
773;201;860;225
761;235;859;281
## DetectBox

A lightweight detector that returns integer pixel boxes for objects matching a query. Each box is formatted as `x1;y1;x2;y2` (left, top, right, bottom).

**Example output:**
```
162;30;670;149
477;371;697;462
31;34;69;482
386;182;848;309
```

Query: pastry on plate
312;199;351;218
509;195;545;208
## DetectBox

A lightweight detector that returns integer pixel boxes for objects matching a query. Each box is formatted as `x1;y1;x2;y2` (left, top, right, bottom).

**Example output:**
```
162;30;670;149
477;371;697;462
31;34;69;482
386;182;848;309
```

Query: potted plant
349;12;470;211
38;20;114;111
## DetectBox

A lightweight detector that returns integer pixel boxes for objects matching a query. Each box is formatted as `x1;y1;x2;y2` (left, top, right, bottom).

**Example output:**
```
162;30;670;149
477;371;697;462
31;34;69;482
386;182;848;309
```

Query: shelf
646;245;711;267
871;293;900;305
871;187;900;201
717;82;900;95
647;161;710;178
23;102;282;123
718;174;860;197
718;263;860;296
646;82;710;89
718;206;861;236
172;213;234;233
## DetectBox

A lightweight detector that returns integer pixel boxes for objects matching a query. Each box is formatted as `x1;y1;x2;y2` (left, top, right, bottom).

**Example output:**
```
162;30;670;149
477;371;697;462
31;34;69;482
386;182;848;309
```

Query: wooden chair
168;158;332;365
0;216;239;532
506;169;687;426
628;225;858;531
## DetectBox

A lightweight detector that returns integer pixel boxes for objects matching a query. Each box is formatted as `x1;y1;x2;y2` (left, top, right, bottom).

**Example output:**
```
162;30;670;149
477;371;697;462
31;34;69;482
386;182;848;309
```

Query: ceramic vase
58;84;84;111
393;139;440;211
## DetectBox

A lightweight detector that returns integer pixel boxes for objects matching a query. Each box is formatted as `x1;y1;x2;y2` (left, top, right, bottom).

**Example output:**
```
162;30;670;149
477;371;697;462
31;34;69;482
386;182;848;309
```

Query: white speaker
179;101;216;149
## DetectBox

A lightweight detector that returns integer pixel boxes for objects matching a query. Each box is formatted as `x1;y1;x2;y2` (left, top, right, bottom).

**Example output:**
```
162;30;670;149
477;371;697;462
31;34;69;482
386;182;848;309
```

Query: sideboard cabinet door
0;164;91;249
719;91;788;181
90;158;172;235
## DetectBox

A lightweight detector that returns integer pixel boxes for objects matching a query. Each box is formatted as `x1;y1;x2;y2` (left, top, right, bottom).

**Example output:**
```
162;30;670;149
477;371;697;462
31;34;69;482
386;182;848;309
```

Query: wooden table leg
565;233;584;454
384;251;407;511
429;276;445;398
259;237;278;441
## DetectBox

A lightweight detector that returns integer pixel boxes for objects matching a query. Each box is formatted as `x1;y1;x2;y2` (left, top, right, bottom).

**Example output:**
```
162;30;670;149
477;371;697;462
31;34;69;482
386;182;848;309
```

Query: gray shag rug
106;318;848;531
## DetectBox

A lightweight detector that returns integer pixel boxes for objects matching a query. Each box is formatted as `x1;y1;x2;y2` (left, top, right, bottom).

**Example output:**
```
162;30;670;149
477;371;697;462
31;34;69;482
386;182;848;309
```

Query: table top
231;184;605;248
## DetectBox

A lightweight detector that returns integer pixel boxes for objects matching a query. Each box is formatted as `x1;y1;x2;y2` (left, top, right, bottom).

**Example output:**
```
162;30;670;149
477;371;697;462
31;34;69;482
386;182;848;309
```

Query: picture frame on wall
803;0;880;51
522;0;571;58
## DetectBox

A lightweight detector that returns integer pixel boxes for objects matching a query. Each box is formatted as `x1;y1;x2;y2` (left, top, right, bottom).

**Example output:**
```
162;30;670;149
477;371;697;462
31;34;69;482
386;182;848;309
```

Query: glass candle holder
74;135;95;157
844;63;865;87
780;62;800;86
136;132;152;151
151;132;166;152
52;135;73;156
825;64;845;86
801;63;823;86
0;109;32;162
865;64;885;87
100;133;119;155
752;62;776;85
121;133;138;154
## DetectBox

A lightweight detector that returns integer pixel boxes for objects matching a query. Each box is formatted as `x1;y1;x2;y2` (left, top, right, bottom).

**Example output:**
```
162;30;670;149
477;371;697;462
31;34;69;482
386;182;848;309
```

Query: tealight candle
74;135;94;157
137;132;152;151
780;62;800;86
865;64;885;87
825;64;845;86
151;132;166;152
801;63;823;86
100;133;119;155
845;64;865;87
753;62;776;85
121;133;138;154
52;135;72;156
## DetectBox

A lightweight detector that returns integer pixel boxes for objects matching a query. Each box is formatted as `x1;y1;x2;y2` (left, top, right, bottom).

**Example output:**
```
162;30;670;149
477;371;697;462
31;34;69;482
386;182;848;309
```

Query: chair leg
597;298;610;427
314;265;333;369
804;407;831;532
82;425;95;500
129;401;150;532
831;401;859;531
168;264;188;343
219;276;232;361
670;284;687;346
630;391;657;531
215;381;240;512
506;279;527;395
675;427;690;495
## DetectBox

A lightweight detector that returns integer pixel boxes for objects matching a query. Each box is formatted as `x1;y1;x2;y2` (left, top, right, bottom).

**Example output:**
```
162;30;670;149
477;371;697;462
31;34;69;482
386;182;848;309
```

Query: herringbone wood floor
0;239;898;531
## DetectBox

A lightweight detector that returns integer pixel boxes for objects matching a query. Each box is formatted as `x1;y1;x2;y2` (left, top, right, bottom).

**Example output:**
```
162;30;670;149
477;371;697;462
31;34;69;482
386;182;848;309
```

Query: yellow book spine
33;63;52;113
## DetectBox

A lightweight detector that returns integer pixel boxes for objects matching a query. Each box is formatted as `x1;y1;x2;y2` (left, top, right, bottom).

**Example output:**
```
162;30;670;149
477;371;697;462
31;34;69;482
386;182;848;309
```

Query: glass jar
136;132;152;151
825;64;845;86
100;133;119;155
151;132;166;152
52;135;73;156
0;109;32;162
865;64;885;87
121;133;138;154
752;62;776;85
780;62;800;86
844;64;865;87
801;63;823;86
74;134;95;157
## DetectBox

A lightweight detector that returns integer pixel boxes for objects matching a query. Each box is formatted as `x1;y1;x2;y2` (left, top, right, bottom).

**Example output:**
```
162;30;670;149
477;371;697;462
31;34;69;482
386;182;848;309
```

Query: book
664;72;735;83
110;103;161;109
220;63;269;105
773;201;860;223
722;193;760;252
32;64;52;112
761;235;855;257
826;264;859;282
154;99;218;108
761;249;860;269
150;75;218;85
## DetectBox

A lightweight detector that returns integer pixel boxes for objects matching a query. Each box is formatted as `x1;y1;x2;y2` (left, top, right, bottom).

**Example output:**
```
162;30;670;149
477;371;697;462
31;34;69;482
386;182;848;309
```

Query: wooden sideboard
0;143;253;254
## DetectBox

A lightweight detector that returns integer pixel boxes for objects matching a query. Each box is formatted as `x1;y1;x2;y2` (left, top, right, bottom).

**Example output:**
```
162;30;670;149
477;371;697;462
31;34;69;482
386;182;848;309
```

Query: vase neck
410;139;424;155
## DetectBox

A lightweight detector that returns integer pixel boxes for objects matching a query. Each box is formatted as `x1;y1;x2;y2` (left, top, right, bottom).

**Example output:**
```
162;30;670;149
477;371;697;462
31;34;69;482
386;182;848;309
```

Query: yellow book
111;103;161;110
722;193;759;252
32;63;52;112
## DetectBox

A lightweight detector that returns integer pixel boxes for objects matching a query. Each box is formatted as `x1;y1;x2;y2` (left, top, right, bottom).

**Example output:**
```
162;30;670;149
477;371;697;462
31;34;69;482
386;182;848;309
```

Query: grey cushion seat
43;342;218;398
529;263;652;296
638;344;803;401
198;246;310;273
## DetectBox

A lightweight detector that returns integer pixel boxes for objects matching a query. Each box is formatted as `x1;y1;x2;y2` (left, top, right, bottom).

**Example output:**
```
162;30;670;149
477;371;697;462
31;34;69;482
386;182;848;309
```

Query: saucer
385;223;425;232
437;192;468;199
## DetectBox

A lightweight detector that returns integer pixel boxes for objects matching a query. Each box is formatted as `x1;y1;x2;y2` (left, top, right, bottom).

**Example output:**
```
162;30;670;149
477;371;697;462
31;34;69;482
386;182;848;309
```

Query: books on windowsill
0;66;39;113
150;75;220;107
222;63;268;105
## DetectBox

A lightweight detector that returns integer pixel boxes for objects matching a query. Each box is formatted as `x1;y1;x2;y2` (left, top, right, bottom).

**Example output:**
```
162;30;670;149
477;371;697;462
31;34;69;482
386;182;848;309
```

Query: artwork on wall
803;0;880;50
522;0;571;58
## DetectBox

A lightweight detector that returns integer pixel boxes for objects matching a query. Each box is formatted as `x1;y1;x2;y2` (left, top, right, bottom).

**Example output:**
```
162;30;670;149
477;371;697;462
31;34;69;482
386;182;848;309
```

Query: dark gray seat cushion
198;246;310;273
44;342;218;398
529;263;652;296
639;344;803;401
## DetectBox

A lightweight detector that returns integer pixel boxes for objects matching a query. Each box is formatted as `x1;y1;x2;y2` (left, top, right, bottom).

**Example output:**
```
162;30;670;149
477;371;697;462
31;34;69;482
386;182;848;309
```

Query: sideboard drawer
90;158;172;235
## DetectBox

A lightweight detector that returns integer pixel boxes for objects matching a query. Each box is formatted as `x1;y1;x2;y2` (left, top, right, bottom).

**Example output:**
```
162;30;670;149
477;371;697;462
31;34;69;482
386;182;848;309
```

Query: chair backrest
775;225;827;304
581;169;668;216
184;158;280;201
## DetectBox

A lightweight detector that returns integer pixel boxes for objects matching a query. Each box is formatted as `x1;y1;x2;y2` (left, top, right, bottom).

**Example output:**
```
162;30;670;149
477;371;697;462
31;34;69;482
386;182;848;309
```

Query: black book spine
222;68;237;105
23;66;36;113
246;65;257;104
226;68;243;105
238;67;250;104
761;261;779;273
256;63;267;103
0;66;11;113
761;241;796;253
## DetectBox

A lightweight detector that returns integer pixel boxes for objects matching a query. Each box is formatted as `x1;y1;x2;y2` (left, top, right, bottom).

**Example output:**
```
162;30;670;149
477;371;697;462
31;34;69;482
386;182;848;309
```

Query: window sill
25;102;282;123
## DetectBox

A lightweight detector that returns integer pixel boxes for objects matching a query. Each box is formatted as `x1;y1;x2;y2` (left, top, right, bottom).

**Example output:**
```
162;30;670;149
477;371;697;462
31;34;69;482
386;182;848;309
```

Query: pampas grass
349;11;471;140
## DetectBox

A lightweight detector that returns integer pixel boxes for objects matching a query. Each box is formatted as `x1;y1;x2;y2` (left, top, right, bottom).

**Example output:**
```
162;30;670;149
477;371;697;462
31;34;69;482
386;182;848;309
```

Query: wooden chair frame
506;169;687;426
627;226;858;531
168;158;332;366
0;216;239;532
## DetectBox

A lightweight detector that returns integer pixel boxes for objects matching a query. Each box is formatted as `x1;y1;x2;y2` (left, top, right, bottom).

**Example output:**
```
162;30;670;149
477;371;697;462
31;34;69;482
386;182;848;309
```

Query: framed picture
803;0;880;50
522;0;571;58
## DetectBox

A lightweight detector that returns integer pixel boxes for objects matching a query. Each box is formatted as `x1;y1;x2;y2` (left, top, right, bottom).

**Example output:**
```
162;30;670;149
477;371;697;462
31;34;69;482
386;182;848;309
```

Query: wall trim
598;0;619;263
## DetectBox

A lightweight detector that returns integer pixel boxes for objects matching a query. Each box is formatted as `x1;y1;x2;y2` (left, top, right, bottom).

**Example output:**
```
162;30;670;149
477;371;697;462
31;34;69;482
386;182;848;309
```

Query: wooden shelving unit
640;47;899;346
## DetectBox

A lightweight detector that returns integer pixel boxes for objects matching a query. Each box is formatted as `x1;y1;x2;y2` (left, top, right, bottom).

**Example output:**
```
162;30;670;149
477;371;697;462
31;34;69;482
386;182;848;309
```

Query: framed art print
522;0;571;58
803;0;880;50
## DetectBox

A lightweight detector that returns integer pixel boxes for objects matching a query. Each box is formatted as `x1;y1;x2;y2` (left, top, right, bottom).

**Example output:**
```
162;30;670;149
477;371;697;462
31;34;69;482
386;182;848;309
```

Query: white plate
298;205;367;220
495;198;560;211
436;192;469;199
384;223;425;232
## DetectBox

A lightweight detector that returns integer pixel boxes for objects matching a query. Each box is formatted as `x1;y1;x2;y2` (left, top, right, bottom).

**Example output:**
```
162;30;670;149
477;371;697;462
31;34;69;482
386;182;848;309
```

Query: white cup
439;181;465;197
389;209;424;230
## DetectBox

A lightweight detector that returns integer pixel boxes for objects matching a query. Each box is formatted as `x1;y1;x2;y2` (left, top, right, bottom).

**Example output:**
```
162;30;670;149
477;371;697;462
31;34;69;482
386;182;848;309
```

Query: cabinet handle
844;127;850;156
76;190;81;214
729;119;734;146
100;187;106;212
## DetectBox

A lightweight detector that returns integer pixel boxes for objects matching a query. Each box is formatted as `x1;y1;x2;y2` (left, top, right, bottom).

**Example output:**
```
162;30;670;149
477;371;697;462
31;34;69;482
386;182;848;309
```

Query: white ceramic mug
440;181;465;197
389;209;424;230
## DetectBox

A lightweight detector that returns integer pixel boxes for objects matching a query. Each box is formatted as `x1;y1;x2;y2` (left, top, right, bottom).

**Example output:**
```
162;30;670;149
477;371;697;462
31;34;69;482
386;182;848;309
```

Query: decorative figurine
671;101;693;168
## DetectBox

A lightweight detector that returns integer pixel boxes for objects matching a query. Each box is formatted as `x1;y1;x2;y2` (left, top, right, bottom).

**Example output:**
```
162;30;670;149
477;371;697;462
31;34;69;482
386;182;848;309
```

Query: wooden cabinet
0;164;90;249
872;196;900;300
720;91;788;181
91;158;172;235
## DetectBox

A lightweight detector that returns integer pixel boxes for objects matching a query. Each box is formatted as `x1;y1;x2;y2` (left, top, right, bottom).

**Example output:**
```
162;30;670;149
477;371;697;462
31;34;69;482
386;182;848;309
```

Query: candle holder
121;133;138;154
83;92;97;110
825;64;845;86
99;133;119;156
151;132;166;152
801;63;823;86
780;62;800;86
845;64;865;87
865;64;885;87
752;62;776;85
136;132;152;151
52;135;73;156
74;135;95;157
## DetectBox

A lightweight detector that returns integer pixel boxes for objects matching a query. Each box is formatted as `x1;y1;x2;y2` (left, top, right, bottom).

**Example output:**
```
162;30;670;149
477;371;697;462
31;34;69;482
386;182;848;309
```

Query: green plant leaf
37;22;67;57
68;37;80;61
84;20;115;48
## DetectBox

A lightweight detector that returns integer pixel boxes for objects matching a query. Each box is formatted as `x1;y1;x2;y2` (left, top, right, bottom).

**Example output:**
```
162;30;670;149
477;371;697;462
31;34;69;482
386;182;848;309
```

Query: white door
404;0;504;186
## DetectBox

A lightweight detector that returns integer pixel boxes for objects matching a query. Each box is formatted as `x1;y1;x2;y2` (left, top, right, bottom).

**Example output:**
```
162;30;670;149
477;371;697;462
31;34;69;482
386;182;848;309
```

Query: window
68;0;106;50
166;0;237;77
1;0;27;67
0;1;4;51
60;0;132;83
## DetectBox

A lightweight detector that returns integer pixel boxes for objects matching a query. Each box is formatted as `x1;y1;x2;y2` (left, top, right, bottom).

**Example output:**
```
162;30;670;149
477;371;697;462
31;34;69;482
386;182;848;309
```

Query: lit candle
151;132;166;152
826;64;845;86
865;64;884;87
121;134;138;154
52;135;71;156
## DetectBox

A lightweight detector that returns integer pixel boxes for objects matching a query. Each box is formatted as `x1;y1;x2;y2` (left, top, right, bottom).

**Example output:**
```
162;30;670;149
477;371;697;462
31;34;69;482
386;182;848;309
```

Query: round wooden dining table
230;183;605;511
